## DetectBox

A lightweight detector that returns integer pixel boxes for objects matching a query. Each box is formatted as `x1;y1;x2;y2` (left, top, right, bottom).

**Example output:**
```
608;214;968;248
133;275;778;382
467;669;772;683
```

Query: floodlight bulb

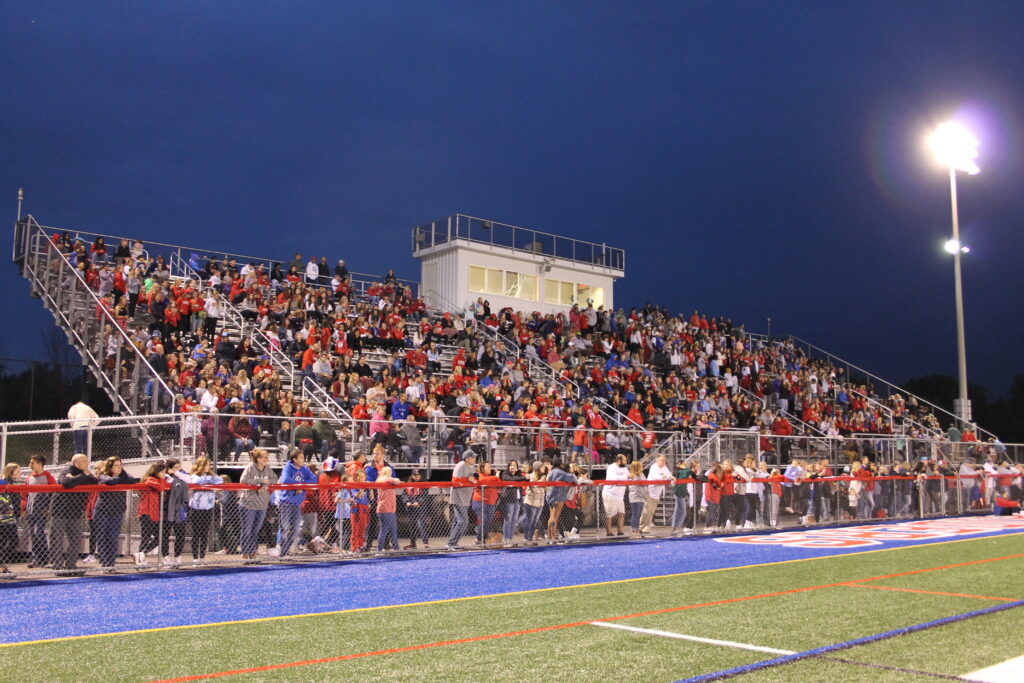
944;239;960;254
929;122;980;175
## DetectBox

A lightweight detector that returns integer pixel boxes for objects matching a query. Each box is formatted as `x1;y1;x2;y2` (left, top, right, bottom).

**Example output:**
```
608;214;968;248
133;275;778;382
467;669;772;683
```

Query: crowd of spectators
2;443;1021;575
46;229;994;470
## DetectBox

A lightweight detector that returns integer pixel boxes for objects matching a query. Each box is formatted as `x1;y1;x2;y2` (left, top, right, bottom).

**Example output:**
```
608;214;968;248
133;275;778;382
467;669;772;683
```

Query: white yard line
589;621;796;655
963;654;1024;682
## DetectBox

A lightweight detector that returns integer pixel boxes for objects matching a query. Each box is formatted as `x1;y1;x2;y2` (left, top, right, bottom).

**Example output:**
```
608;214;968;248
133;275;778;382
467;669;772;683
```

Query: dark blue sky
3;1;1023;396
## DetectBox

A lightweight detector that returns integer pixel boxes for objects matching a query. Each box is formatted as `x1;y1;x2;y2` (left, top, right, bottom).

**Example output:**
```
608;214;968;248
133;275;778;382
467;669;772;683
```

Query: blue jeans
502;501;522;540
471;500;495;542
409;505;428;544
629;501;644;532
28;513;49;565
400;445;423;463
447;504;469;546
671;494;689;529
73;430;88;456
233;438;254;461
279;503;303;555
521;504;542;540
92;513;123;567
240;507;267;556
377;512;398;550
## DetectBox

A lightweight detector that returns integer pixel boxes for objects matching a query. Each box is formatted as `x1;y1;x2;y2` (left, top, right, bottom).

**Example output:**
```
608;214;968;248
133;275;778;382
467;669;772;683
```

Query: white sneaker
134;552;147;566
570;527;578;536
82;555;97;564
214;549;228;555
743;522;755;530
724;521;734;530
267;546;280;557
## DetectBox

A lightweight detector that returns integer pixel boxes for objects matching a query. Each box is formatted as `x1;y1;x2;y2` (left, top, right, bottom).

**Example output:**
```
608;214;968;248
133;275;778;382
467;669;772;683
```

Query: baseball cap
322;457;340;472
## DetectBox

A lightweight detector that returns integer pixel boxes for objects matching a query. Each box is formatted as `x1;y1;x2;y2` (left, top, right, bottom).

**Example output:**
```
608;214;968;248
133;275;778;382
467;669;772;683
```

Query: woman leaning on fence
188;457;223;565
0;463;23;574
135;462;168;566
95;457;138;571
239;449;277;563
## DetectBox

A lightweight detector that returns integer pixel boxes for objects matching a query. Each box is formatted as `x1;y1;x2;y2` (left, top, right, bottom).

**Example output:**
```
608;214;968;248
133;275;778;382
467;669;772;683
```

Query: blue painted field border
677;599;1024;683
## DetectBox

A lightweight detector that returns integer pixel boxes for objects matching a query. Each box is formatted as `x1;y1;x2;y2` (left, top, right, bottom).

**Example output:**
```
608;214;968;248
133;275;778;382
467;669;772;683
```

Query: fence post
179;412;186;459
212;416;220;470
52;425;61;465
157;489;165;568
955;471;963;515
917;476;925;519
0;424;5;470
86;424;94;461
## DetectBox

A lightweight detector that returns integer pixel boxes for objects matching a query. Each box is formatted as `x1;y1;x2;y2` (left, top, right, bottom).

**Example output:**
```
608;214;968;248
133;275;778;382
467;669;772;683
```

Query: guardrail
15;216;177;418
413;214;626;273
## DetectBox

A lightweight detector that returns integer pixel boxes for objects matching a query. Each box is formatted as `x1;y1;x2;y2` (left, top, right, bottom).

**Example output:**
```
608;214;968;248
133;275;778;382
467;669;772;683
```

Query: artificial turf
6;533;1023;682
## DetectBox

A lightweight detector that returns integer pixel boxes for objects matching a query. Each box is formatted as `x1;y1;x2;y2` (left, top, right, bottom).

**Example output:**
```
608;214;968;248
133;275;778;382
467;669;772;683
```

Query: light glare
929;121;980;175
944;239;960;254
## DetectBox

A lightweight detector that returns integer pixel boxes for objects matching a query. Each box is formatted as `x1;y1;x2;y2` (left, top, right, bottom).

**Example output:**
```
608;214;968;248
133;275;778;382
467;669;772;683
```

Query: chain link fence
2;458;1021;579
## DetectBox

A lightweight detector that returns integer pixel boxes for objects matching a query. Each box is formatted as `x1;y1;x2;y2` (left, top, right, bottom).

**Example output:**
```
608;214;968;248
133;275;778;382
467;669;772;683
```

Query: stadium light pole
928;121;979;429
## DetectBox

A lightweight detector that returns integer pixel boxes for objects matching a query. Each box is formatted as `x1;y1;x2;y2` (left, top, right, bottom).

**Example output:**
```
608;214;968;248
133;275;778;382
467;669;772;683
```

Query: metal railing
14;216;177;418
413;214;626;273
29;218;420;300
2;467;1020;580
786;333;993;439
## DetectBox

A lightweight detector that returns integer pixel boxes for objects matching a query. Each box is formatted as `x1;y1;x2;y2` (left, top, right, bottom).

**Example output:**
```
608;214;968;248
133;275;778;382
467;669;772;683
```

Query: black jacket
52;465;99;519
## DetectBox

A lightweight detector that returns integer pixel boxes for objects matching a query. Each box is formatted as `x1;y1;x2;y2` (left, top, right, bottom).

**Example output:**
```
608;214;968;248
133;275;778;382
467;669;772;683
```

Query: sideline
677;599;1024;682
2;530;1022;649
145;553;1024;683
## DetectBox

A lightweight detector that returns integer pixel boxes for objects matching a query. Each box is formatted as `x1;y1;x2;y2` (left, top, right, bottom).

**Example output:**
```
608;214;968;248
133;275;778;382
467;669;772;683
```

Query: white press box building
412;214;625;316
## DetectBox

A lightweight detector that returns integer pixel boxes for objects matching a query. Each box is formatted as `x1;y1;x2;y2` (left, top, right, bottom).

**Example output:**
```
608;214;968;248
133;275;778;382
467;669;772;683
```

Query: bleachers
12;214;993;474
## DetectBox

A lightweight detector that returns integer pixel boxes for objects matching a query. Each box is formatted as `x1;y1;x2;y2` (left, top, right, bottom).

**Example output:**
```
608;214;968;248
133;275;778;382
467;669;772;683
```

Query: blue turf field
3;519;1022;645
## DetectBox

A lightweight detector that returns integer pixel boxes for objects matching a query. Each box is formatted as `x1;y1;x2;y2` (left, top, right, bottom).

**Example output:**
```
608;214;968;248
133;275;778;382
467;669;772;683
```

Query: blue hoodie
278;460;317;506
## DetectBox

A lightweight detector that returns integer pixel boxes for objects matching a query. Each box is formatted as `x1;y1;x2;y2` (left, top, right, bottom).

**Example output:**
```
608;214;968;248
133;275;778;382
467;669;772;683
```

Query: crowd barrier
0;469;1017;579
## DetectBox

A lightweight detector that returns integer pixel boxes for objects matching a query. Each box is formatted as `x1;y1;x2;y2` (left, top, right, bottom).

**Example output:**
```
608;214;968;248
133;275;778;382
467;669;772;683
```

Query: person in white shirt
305;258;319;285
67;400;99;456
602;454;629;536
641;455;673;533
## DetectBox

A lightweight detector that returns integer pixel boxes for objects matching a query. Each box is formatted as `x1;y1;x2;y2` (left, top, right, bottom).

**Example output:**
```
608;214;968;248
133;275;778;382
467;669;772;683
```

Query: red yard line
847;552;1024;584
146;553;1024;683
841;583;1017;602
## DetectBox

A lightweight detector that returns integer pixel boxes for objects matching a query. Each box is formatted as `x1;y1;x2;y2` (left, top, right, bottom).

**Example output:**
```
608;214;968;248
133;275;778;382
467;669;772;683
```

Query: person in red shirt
704;462;723;532
471;462;502;544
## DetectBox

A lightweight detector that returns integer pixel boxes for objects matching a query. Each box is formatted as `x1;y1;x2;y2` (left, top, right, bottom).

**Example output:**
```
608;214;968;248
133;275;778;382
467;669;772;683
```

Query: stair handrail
786;333;994;440
20;216;176;415
168;252;352;423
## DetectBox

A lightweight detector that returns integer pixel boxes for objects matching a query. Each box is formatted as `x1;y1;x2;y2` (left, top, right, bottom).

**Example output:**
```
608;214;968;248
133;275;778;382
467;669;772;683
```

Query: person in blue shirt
391;397;410;422
278;449;317;557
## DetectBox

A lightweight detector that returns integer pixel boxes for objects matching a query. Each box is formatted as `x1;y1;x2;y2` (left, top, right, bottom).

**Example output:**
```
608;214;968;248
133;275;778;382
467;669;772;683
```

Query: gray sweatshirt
239;463;278;511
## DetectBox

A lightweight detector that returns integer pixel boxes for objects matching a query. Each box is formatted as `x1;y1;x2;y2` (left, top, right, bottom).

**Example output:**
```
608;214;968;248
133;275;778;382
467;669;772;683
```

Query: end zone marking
677;599;1024;683
964;654;1024;682
2;530;1021;649
590;621;795;655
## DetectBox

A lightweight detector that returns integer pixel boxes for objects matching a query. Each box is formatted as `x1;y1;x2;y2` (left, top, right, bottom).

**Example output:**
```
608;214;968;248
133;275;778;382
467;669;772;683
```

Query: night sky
3;1;1023;397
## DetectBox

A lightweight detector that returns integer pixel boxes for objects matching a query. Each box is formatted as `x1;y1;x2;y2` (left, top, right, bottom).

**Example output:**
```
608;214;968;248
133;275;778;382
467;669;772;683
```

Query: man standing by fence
446;451;477;550
25;455;56;568
51;453;98;574
67;401;99;458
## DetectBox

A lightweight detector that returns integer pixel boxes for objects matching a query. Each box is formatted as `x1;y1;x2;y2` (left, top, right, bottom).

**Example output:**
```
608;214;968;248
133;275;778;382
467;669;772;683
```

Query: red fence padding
0;472;987;494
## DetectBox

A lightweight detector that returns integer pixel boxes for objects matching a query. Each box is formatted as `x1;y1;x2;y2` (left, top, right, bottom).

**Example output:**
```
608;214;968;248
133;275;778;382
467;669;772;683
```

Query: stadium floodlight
943;239;969;254
929;120;979;427
929;121;980;176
